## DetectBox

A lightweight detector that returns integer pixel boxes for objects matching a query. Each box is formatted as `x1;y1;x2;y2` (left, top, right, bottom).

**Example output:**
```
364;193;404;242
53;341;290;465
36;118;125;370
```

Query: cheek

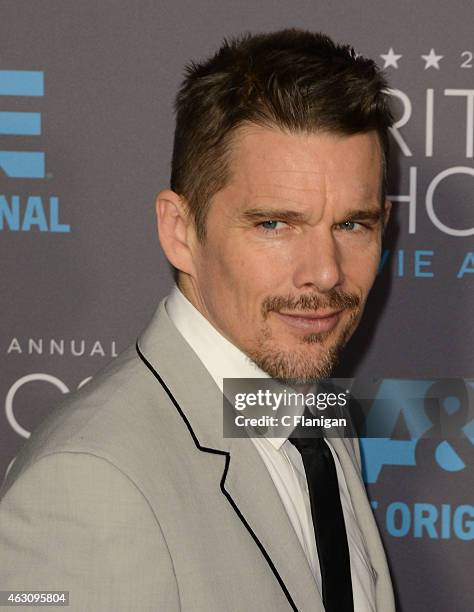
197;240;261;311
212;237;291;292
340;241;381;290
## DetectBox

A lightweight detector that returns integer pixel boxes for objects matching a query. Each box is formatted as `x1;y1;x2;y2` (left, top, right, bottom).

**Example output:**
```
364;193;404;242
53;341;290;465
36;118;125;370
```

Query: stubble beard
246;291;362;383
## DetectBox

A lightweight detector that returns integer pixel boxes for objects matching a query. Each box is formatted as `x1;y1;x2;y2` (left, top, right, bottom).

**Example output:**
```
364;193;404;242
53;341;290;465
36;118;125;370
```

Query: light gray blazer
0;299;395;611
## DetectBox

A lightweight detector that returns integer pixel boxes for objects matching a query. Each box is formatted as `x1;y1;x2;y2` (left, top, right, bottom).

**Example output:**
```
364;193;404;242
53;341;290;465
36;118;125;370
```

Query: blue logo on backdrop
361;379;474;483
0;70;70;233
0;70;45;178
359;379;474;540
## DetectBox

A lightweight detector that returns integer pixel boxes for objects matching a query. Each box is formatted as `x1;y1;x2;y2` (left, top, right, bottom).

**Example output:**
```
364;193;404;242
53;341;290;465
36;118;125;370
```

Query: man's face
186;125;389;382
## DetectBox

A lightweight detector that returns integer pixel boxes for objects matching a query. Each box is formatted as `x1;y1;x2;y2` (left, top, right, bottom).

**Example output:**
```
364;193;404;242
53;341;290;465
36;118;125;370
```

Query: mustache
261;289;361;318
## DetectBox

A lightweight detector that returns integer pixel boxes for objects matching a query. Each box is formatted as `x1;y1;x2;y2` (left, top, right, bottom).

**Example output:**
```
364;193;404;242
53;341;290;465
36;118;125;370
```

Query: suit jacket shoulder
1;342;183;498
0;300;395;612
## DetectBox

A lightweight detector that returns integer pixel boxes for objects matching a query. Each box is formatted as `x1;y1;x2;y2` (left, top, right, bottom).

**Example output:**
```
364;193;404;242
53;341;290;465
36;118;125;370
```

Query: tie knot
289;434;324;454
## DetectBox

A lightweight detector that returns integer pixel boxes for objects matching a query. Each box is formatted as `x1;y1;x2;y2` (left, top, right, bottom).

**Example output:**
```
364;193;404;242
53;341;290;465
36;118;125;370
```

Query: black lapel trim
136;340;299;612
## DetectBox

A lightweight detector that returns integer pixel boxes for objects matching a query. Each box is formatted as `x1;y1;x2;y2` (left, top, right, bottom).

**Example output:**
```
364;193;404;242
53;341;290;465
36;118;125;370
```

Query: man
0;29;394;611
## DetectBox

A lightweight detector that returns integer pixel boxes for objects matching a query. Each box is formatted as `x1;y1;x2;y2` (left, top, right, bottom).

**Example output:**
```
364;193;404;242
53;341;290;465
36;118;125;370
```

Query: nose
291;230;344;292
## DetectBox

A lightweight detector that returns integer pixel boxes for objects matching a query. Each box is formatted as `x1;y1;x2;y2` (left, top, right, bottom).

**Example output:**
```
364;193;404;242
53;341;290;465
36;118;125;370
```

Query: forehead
226;125;383;201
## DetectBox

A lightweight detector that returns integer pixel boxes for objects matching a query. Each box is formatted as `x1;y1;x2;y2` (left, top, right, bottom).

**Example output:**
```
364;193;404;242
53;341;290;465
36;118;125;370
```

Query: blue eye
261;220;280;230
340;221;357;230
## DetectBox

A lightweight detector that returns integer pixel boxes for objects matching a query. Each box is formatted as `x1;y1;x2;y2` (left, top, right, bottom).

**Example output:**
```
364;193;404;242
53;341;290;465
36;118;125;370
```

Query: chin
247;340;341;383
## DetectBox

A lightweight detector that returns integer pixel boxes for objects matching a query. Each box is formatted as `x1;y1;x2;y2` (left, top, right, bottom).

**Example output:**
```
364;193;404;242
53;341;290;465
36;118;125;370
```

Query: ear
155;189;197;276
382;199;392;232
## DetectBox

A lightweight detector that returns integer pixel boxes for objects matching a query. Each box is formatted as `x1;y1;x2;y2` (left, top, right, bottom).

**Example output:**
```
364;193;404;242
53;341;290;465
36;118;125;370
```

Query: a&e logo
358;378;474;541
360;378;474;483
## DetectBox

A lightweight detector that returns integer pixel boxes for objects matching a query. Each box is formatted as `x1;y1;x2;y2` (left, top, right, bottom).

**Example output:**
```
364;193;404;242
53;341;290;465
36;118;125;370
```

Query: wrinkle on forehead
218;127;383;215
246;178;379;208
243;164;380;198
250;178;326;193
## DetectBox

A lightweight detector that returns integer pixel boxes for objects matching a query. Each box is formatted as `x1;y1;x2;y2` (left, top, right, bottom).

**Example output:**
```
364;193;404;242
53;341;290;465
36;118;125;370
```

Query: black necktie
289;433;354;612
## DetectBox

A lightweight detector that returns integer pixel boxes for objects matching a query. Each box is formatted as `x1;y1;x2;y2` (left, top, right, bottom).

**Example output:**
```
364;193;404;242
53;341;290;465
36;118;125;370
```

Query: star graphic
421;49;444;70
380;48;402;69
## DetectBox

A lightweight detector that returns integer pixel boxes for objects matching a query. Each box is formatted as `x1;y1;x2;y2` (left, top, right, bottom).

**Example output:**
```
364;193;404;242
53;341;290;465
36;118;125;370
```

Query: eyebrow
241;207;383;224
241;208;307;223
341;208;383;223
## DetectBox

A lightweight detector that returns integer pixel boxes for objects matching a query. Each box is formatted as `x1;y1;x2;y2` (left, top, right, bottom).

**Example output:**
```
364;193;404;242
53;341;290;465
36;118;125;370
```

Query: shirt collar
165;284;289;449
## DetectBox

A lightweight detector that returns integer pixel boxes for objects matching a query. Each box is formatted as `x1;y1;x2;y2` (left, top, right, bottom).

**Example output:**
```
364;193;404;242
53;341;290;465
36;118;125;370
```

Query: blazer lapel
137;299;324;612
224;436;324;612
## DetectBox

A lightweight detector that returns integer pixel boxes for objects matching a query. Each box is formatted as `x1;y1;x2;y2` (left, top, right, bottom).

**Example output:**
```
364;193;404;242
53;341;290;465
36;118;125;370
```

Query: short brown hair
171;28;392;243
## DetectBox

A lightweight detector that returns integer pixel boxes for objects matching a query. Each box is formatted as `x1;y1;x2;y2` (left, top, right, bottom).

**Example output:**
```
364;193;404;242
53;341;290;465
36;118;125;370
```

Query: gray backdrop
1;1;473;610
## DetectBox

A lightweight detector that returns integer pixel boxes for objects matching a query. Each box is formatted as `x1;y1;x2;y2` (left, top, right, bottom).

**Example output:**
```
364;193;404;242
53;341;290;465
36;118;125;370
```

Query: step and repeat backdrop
1;1;473;610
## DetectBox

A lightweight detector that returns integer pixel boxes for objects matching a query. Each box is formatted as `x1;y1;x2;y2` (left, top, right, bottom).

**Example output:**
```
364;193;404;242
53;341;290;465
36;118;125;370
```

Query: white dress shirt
165;285;376;611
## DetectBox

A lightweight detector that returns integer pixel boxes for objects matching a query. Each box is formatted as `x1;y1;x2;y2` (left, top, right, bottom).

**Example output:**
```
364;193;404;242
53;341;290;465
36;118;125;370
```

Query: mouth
273;309;344;333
